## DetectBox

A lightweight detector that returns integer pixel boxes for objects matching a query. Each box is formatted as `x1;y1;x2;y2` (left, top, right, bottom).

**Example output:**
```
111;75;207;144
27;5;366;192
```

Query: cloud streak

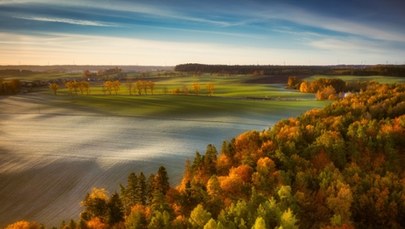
257;4;405;43
14;15;119;27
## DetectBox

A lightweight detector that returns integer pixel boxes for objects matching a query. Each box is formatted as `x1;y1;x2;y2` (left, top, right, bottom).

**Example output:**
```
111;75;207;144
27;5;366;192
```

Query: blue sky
0;0;404;65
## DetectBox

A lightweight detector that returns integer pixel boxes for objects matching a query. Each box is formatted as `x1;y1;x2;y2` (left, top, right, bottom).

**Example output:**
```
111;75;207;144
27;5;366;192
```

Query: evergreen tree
154;166;170;195
107;192;124;225
204;144;217;175
137;172;147;205
147;174;155;203
127;172;139;206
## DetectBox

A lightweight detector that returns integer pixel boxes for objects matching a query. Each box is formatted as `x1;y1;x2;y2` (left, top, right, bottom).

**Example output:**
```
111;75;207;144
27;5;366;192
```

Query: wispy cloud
92;2;239;27
6;0;245;27
14;15;119;27
258;5;405;43
310;38;372;52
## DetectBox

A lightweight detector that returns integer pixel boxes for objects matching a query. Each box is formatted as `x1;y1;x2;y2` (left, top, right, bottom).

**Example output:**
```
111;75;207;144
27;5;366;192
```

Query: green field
48;94;324;118
47;75;325;118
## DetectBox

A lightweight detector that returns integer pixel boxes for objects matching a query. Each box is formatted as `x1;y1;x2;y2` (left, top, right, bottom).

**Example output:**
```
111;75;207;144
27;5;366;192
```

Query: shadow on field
0;149;187;228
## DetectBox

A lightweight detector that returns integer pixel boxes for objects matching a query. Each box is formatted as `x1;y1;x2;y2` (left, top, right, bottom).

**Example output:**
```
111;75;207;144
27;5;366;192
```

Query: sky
0;0;404;66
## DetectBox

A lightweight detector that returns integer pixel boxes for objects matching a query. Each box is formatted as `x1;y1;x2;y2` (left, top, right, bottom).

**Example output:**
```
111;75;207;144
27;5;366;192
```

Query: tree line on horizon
7;81;405;229
175;64;405;77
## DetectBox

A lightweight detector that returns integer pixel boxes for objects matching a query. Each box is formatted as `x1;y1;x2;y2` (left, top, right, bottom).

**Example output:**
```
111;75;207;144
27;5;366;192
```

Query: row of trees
49;80;216;97
103;80;121;95
60;81;90;96
125;80;155;95
171;82;215;96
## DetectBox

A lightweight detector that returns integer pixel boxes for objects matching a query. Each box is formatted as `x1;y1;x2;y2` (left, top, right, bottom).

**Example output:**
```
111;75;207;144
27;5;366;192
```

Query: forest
5;81;405;229
175;64;405;77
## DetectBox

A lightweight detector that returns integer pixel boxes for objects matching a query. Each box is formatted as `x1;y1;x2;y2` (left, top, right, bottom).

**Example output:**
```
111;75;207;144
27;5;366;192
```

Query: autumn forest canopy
6;80;405;229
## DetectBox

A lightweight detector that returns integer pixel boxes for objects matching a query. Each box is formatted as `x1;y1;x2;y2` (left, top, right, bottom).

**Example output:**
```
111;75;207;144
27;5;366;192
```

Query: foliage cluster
125;80;155;95
0;79;21;95
288;77;371;101
171;82;215;96
103;80;121;95
64;81;90;96
51;79;218;97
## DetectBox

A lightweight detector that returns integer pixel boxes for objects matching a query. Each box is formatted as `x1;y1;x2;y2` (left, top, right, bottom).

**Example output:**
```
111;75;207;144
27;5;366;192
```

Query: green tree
218;200;251;229
137;172;147;205
204;144;218;175
189;204;212;228
252;217;266;229
148;211;171;229
207;175;221;197
107;192;124;225
125;205;148;229
153;166;170;195
127;173;139;206
256;198;281;229
204;219;217;229
278;208;298;229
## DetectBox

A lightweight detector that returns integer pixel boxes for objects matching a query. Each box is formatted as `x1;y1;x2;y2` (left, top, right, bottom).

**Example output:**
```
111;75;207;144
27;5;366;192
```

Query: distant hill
0;65;173;73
